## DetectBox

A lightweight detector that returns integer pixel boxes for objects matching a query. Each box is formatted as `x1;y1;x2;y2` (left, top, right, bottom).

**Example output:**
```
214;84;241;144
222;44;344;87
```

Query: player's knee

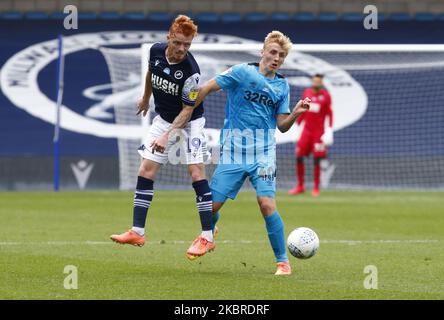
259;203;275;215
258;198;276;215
138;162;156;180
188;165;205;182
189;170;204;182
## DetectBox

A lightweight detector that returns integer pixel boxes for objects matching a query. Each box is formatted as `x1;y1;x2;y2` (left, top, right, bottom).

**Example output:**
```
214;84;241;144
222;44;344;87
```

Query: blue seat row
1;11;444;22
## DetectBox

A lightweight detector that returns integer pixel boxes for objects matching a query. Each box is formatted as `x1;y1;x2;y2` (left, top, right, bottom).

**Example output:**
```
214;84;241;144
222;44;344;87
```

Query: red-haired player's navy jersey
148;42;203;123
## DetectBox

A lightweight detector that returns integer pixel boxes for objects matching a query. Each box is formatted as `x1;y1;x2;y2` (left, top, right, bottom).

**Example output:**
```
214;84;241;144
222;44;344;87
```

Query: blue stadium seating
4;10;444;22
194;12;219;22
174;11;194;20
389;13;411;21
244;13;268;22
220;13;242;23
25;12;49;20
146;12;171;21
293;12;316;21
414;13;435;21
377;14;387;22
270;12;291;22
318;12;339;21
49;12;66;19
1;11;23;19
78;12;97;20
341;12;388;22
123;12;145;20
341;12;363;22
99;12;121;20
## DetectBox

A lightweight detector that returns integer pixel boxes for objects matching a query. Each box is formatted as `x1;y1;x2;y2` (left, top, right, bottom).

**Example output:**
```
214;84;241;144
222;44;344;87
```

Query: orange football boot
186;235;215;260
275;262;292;275
110;229;145;247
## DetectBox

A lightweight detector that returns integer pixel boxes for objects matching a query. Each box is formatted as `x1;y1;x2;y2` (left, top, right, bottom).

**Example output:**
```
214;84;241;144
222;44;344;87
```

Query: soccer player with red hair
111;15;216;259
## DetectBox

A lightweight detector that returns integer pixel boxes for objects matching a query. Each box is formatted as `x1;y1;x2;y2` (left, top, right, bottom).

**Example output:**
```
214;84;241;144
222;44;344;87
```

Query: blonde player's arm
149;104;195;154
150;73;204;153
194;79;221;108
150;79;222;153
277;98;311;133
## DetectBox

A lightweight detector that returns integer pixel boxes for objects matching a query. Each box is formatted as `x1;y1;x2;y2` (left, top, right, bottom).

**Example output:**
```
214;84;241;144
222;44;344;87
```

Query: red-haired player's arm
137;70;153;117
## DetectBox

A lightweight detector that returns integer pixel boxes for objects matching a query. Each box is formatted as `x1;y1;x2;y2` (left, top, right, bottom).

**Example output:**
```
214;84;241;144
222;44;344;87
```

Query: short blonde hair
263;31;292;56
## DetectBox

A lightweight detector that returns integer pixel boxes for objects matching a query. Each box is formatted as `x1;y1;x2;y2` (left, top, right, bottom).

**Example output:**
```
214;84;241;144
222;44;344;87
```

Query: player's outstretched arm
194;79;221;107
276;98;311;133
150;79;221;153
137;70;153;117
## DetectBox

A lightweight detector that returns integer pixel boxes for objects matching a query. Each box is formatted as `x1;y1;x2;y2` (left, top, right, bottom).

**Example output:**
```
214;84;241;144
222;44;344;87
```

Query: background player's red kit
296;87;333;158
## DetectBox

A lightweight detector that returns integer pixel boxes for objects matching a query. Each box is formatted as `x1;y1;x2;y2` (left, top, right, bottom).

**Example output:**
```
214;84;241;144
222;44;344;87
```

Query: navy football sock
132;176;154;230
192;179;213;232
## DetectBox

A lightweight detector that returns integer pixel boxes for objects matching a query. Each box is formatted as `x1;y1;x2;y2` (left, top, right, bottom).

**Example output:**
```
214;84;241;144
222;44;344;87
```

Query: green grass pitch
0;191;443;299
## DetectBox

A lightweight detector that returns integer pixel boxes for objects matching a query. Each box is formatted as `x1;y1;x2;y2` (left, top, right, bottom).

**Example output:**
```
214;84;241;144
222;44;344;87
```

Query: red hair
169;15;198;38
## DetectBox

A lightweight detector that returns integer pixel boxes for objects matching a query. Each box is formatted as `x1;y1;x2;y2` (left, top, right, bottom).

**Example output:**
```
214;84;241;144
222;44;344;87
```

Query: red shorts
296;130;328;158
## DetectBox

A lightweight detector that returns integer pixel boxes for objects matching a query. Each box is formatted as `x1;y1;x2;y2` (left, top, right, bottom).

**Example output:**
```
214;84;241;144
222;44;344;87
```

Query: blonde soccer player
195;31;311;274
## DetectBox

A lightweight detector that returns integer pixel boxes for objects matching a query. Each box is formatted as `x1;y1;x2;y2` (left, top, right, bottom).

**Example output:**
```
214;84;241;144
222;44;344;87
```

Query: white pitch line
321;240;440;245
0;239;440;246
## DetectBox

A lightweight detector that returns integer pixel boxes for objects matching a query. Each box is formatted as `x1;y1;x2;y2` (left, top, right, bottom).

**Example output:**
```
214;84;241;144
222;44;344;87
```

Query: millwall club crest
0;31;367;142
174;70;183;79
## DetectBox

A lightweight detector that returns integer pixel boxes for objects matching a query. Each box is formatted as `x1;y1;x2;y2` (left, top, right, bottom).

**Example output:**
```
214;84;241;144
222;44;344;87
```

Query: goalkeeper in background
288;74;333;197
195;31;310;275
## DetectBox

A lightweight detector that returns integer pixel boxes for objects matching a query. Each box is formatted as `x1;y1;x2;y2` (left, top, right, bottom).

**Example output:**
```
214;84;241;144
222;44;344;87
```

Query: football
287;227;320;259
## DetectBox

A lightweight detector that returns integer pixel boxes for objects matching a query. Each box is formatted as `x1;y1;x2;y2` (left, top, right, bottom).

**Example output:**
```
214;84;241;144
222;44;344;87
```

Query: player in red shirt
288;74;333;197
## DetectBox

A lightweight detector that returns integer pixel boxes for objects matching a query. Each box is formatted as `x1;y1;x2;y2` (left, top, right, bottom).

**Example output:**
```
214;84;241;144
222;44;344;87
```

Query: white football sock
131;227;145;236
201;230;214;242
